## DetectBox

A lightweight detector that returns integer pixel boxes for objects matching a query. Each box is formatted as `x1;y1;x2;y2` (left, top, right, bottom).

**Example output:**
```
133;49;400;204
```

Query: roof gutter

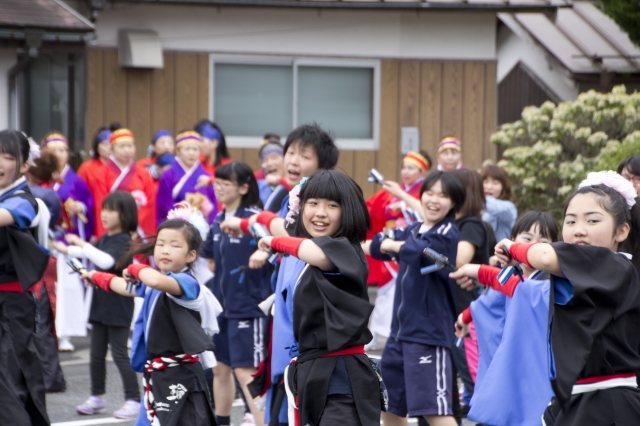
0;29;95;43
114;0;570;12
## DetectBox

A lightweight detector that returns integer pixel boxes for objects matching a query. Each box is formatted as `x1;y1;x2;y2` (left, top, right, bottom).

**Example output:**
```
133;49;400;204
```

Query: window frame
209;54;380;151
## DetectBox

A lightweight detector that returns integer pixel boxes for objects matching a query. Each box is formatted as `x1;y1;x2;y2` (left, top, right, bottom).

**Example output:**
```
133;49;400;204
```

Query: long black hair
118;219;203;270
194;119;229;166
294;170;370;243
0;130;29;180
215;161;263;209
91;122;120;159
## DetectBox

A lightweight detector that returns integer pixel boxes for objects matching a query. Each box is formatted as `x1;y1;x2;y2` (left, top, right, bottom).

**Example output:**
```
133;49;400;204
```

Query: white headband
578;171;637;209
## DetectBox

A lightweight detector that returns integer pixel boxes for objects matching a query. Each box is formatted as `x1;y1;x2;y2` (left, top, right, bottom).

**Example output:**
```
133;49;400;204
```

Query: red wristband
92;272;116;293
256;211;278;229
461;307;472;324
127;264;151;281
478;264;522;298
509;242;538;269
240;218;251;235
271;237;305;257
280;177;293;191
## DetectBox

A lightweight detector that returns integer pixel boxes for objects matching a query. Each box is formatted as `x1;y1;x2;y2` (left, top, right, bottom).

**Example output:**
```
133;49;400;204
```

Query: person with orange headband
156;130;218;225
93;129;156;238
437;136;464;171
364;150;432;350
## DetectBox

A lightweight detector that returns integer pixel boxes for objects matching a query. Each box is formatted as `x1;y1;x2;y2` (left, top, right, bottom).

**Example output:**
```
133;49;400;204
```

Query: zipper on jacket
395;266;410;339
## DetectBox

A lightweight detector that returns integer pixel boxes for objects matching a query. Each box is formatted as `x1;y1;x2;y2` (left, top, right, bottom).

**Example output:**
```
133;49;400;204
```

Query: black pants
177;391;217;426
318;395;360;426
33;284;65;392
90;323;140;401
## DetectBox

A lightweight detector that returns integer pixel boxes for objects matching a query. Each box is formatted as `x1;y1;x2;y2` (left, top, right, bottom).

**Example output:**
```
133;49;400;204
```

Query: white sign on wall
401;127;420;154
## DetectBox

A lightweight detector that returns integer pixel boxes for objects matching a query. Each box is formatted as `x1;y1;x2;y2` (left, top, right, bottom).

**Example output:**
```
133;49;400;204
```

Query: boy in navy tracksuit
367;171;465;426
201;162;272;426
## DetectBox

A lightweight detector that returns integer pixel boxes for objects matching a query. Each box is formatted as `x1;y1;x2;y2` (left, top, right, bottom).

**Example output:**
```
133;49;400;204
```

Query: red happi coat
94;159;156;238
78;158;107;238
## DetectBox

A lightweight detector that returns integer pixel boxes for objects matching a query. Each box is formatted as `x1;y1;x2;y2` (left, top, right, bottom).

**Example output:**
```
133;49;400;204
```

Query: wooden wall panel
174;53;198;131
353;150;376;199
85;49;103;153
337;150;354;177
197;54;210;122
377;60;400;182
151;53;175;135
461;62;485;170
484;62;497;162
127;69;152;154
440;61;464;142
419;62;442;158
84;49;498;181
102;50;128;126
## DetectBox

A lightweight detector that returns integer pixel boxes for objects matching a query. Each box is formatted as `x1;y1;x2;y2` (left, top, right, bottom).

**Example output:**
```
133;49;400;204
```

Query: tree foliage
598;0;640;47
492;85;640;220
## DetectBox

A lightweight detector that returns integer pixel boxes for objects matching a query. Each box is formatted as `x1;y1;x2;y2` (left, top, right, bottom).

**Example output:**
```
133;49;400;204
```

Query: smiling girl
86;212;221;426
255;170;379;426
367;170;465;426
156;130;217;224
0;130;51;425
454;171;640;425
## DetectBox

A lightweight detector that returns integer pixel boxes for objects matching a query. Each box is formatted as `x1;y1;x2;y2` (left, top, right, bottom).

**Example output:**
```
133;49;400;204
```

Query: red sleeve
477;264;521;298
137;167;157;237
92;167;111;238
461;307;473;324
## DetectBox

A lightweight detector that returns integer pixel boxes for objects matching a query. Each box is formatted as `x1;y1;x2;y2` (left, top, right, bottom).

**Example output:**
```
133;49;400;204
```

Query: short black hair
284;124;338;170
102;191;139;234
618;156;640;176
294;170;370;243
0;130;29;180
420;170;466;217
510;211;559;242
215;161;263;209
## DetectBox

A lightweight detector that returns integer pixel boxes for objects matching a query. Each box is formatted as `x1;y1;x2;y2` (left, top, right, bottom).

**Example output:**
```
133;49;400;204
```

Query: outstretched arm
258;236;334;271
495;239;563;277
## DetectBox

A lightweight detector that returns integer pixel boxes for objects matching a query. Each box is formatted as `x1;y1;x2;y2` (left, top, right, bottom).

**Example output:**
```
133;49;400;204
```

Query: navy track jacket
370;217;460;348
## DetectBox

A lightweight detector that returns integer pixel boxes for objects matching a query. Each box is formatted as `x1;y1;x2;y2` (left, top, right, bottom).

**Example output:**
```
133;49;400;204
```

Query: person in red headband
364;150;432;350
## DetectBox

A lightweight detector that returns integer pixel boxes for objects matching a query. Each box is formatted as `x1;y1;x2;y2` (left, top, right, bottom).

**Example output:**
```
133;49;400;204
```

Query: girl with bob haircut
254;170;379;426
0;129;51;425
367;170;465;426
194;119;231;177
480;165;517;242
55;191;141;419
84;211;222;426
453;171;640;426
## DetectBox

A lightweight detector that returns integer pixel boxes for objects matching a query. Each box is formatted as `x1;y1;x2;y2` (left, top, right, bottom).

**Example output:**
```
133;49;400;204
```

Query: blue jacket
201;205;272;318
370;217;460;348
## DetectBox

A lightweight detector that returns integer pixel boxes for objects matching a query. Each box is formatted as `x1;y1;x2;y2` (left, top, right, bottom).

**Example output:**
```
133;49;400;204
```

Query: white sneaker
240;413;255;426
58;336;75;352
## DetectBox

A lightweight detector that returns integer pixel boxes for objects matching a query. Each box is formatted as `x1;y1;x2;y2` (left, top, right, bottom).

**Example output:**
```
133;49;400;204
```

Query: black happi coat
546;243;640;425
146;291;217;426
292;237;380;426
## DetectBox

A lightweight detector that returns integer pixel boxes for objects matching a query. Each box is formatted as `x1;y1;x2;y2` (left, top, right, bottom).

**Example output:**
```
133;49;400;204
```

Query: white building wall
0;48;16;130
92;4;497;60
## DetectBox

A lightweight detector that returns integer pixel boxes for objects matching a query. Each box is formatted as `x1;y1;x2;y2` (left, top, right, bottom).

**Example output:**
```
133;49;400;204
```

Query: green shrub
493;85;640;220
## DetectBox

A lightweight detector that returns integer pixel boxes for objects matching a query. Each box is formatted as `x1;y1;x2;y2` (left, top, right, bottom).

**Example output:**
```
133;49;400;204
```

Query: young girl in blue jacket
201;161;271;426
367;170;465;426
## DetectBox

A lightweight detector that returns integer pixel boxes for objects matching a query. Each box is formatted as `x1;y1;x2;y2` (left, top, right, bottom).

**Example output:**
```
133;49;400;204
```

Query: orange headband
404;151;429;172
175;130;202;147
110;129;135;145
42;133;67;148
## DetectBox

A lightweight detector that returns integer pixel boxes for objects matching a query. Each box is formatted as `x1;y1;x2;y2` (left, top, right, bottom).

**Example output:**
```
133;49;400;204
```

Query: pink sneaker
113;399;140;419
76;395;106;415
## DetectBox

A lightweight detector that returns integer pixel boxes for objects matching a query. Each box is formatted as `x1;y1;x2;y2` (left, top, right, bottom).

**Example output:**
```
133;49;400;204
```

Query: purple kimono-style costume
156;159;218;224
54;165;94;240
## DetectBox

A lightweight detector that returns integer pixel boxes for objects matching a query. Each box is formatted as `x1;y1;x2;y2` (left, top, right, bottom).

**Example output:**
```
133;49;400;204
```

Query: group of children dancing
1;118;640;426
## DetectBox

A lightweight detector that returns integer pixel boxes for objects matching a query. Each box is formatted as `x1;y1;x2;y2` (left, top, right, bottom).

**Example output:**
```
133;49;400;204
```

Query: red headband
403;151;429;172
